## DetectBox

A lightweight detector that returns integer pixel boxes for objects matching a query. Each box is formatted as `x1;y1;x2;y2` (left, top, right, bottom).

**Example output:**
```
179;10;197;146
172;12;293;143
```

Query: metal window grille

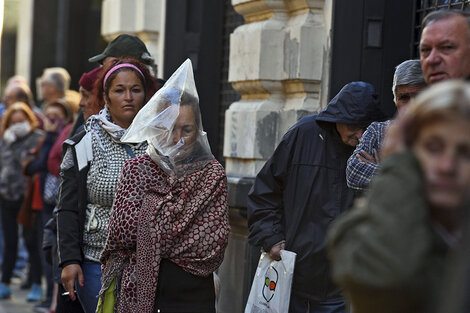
413;0;470;56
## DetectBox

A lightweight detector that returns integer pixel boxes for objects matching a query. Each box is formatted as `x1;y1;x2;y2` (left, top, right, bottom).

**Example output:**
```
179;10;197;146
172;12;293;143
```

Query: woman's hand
61;264;84;301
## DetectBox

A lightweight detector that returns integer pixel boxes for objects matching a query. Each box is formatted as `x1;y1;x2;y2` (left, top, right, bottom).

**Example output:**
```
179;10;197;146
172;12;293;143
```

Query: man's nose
426;48;442;65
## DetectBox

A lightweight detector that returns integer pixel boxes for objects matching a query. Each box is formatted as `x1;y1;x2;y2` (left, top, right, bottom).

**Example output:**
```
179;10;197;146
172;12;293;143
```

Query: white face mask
3;121;31;144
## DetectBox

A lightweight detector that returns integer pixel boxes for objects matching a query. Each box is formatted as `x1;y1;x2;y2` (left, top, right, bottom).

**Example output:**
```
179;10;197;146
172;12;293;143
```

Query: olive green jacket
327;151;450;313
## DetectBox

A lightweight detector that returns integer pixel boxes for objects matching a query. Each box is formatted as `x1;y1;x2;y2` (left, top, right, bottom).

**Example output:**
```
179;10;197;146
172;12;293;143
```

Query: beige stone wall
224;0;333;178
218;4;333;309
101;0;166;78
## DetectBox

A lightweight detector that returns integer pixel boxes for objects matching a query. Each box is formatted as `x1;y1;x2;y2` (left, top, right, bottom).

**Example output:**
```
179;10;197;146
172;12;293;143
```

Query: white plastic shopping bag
244;250;296;313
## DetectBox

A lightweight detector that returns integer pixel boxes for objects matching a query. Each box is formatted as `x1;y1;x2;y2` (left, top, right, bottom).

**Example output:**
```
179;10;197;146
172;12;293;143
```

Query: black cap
88;34;151;64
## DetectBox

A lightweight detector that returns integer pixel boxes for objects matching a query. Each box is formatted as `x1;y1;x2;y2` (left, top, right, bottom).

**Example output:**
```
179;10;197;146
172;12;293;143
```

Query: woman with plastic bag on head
97;59;230;313
57;58;159;313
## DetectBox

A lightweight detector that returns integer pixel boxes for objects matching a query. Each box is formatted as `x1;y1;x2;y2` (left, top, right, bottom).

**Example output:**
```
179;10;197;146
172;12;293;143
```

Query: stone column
217;1;333;311
15;0;34;84
224;0;333;200
101;0;166;77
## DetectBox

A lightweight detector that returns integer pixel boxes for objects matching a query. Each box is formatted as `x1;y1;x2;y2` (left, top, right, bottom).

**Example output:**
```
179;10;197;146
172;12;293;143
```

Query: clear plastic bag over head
121;59;214;177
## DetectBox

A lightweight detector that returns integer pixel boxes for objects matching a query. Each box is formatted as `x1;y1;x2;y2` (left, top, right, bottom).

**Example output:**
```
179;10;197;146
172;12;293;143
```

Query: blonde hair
1;102;39;135
65;89;80;116
404;80;470;145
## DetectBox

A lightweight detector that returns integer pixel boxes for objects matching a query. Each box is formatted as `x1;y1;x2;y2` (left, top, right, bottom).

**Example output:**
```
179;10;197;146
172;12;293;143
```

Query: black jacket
56;130;89;268
247;81;387;302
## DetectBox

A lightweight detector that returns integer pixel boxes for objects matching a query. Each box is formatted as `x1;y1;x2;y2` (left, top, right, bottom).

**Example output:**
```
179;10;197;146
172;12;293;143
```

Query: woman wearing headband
56;58;159;313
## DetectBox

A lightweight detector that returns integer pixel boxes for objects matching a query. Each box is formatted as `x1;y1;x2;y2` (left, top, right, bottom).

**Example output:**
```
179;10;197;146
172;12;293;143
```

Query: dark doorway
164;0;225;161
31;0;105;97
329;0;415;118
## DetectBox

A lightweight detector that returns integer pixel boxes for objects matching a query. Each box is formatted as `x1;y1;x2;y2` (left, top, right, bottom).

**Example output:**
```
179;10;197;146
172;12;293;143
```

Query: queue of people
0;32;229;313
247;9;470;313
0;66;77;313
0;34;228;313
0;7;469;313
58;57;159;313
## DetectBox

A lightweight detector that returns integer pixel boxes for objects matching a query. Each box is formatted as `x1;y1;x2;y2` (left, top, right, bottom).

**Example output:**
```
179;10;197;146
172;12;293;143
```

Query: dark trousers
0;197;23;284
289;294;345;313
40;203;54;300
56;283;85;313
23;211;43;285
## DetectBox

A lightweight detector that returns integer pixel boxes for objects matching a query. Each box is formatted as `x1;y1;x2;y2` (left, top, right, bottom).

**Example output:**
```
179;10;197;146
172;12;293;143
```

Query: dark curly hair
91;57;160;114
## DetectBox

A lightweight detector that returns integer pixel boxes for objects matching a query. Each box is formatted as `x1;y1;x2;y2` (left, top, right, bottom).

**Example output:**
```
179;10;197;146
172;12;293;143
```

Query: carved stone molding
224;0;331;184
232;0;286;23
100;0;166;77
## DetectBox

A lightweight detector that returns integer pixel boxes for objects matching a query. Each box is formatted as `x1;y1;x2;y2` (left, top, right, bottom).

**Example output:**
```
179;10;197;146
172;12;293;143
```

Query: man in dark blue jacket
247;81;387;313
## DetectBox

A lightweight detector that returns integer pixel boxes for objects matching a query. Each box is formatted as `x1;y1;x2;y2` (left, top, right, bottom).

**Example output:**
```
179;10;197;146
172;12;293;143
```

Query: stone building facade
100;0;166;78
224;0;332;204
4;0;468;311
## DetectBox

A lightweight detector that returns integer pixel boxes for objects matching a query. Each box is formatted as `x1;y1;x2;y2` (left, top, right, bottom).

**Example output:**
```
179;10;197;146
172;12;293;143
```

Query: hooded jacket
247;81;387;302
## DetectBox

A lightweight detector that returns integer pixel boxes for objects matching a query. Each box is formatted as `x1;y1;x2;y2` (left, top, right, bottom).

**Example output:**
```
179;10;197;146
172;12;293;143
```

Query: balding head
3;83;33;108
40;67;70;103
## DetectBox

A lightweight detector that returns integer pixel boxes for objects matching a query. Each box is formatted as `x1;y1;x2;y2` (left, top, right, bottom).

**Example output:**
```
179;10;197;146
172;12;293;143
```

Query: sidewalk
0;277;39;313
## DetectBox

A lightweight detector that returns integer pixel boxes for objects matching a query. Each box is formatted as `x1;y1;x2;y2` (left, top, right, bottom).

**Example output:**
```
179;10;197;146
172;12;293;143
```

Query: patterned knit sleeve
101;158;146;262
60;147;75;171
98;157;153;309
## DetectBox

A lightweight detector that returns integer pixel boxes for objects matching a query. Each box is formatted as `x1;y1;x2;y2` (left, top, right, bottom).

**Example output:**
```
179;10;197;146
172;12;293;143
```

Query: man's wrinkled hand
269;241;285;261
357;149;379;164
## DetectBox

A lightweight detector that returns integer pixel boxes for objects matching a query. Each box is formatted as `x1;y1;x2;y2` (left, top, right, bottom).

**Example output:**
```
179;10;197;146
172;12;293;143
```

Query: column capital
100;0;166;77
286;0;324;14
224;0;333;178
232;0;286;23
101;0;164;36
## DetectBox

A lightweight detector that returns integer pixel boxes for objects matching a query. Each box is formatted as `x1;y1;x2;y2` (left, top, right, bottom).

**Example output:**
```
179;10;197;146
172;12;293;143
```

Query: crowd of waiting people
248;9;470;313
0;66;84;313
0;34;230;313
0;8;469;313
